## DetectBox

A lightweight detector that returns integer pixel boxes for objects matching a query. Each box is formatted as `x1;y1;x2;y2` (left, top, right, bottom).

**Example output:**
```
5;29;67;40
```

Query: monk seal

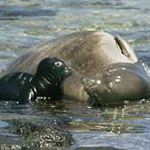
0;57;71;104
4;31;141;105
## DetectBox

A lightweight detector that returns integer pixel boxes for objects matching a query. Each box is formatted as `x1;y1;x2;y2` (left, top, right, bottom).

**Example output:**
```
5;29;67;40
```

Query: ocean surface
0;0;150;149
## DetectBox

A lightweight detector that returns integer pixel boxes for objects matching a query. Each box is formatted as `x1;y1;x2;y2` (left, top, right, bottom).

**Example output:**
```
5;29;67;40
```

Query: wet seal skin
0;57;71;104
6;31;150;106
83;63;150;106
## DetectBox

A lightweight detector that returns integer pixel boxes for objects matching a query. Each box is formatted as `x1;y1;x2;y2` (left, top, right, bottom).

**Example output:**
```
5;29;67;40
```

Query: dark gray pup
0;57;71;104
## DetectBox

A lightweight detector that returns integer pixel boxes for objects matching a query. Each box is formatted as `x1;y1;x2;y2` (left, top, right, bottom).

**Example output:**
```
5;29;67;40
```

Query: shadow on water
0;101;74;149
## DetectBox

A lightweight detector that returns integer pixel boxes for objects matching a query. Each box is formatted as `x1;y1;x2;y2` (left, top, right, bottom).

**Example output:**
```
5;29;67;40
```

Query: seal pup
0;57;71;104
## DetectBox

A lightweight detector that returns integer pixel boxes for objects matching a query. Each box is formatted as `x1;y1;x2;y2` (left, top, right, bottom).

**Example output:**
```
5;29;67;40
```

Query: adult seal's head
83;63;150;106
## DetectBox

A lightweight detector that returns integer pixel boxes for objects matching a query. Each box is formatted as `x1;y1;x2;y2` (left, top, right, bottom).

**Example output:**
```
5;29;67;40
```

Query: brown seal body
5;31;138;103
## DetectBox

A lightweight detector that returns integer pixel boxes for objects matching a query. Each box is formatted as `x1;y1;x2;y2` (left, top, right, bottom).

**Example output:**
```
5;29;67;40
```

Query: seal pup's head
35;57;71;84
30;57;72;102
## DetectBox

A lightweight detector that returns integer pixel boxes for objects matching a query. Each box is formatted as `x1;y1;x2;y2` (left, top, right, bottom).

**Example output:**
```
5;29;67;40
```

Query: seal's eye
54;61;63;67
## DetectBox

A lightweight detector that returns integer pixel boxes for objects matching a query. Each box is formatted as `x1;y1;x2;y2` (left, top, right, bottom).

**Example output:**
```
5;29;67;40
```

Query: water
0;0;150;149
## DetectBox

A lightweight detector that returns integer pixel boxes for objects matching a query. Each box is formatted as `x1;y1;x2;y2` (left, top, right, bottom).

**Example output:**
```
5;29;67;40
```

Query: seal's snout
64;66;72;76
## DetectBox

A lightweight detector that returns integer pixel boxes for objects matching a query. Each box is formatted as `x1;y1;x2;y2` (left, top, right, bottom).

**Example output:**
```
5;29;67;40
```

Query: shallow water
0;0;150;149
